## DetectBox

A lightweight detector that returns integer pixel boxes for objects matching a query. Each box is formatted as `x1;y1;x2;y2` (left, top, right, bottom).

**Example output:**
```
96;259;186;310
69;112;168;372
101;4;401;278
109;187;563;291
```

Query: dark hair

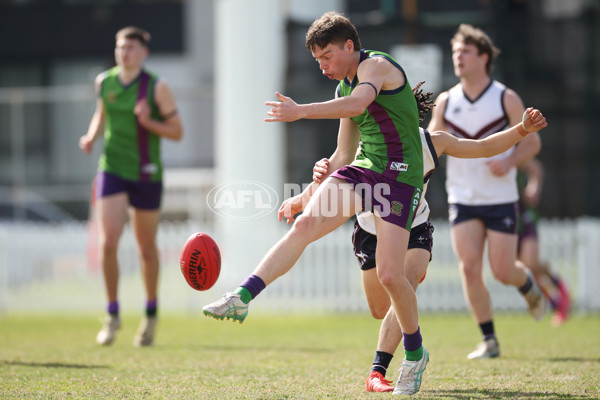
451;24;500;75
412;81;435;123
305;11;361;52
115;26;151;48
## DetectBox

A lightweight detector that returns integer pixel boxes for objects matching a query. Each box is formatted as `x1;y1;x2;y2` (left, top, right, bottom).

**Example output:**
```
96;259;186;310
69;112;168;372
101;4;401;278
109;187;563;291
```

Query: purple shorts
330;165;422;230
96;171;162;210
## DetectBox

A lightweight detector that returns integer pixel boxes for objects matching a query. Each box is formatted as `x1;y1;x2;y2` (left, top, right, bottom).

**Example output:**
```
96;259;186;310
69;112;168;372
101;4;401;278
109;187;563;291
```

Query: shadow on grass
429;389;590;399
2;360;110;369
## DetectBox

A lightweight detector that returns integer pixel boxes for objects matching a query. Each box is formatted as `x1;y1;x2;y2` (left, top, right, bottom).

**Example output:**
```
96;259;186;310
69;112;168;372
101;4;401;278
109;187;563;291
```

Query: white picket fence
1;218;599;315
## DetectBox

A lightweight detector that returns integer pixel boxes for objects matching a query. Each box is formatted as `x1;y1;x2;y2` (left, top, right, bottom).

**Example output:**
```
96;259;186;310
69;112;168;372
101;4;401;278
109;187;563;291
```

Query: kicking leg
203;178;361;323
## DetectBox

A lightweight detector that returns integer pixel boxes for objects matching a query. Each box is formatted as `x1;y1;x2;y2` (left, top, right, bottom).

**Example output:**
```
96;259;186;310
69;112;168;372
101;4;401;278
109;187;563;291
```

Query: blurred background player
427;24;545;359
313;96;548;391
79;26;183;346
517;158;571;325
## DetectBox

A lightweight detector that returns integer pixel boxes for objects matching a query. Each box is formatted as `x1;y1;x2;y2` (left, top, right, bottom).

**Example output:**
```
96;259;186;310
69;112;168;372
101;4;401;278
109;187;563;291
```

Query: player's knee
137;243;158;262
99;236;119;255
289;215;318;243
460;262;482;281
369;306;387;320
377;266;403;290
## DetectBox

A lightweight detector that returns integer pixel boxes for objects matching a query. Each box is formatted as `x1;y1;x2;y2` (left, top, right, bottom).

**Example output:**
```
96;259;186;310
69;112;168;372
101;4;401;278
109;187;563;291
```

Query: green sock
404;346;423;362
234;287;252;304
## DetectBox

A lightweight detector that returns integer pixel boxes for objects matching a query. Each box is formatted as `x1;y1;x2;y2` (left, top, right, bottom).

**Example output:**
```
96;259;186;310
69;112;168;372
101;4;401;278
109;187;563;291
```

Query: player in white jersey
307;89;547;392
428;24;545;360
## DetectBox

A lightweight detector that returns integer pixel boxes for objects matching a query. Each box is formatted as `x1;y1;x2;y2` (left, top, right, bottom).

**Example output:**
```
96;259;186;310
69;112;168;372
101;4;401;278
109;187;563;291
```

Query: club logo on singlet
390;201;404;217
107;91;117;104
390;162;409;172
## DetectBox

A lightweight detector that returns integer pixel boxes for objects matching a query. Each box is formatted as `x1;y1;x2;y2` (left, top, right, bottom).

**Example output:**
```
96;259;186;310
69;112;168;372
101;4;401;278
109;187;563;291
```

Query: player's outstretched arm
433;107;547;159
264;84;376;122
265;58;392;122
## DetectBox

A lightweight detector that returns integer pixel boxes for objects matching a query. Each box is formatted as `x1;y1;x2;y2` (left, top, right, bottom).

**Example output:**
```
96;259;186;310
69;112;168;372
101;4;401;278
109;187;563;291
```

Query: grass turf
0;312;599;399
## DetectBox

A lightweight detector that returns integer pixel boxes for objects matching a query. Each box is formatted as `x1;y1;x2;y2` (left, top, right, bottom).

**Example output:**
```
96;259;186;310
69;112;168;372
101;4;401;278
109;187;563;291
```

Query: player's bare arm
134;80;183;141
79;73;106;154
265;46;398;122
505;89;541;165
358;55;405;92
265;83;377;122
313;142;363;184
519;158;544;206
426;92;449;132
487;89;541;176
434;107;547;159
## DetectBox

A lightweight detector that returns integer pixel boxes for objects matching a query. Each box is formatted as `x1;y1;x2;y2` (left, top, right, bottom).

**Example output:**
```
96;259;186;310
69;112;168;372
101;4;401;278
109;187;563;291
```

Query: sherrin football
180;232;221;291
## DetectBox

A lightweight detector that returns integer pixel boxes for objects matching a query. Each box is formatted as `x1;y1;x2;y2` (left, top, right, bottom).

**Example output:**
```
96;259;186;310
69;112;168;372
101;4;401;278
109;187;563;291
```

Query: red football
180;232;221;291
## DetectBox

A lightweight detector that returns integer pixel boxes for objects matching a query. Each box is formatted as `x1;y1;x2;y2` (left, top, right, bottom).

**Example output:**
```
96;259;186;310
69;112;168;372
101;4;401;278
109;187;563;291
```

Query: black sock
479;320;496;341
371;351;394;376
519;275;533;294
146;299;157;317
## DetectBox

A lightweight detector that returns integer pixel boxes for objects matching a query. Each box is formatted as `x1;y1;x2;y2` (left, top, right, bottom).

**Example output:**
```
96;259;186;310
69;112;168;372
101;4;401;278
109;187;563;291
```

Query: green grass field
1;312;599;399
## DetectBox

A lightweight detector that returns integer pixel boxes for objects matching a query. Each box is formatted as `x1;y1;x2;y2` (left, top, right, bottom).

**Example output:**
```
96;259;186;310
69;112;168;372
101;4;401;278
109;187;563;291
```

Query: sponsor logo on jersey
390;162;409;172
142;163;158;175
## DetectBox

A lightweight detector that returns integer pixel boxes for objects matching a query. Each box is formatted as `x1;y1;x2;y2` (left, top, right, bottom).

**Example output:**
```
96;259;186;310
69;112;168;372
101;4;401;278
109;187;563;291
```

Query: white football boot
393;346;429;395
467;337;500;360
202;292;248;323
96;315;121;346
133;316;158;347
523;270;546;321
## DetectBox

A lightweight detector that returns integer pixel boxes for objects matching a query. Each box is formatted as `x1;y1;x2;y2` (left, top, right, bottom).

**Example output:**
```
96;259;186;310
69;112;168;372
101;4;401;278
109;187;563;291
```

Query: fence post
577;217;600;312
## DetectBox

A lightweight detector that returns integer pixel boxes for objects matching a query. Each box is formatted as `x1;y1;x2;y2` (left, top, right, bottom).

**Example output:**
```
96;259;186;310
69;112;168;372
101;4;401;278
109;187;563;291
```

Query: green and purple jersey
99;66;163;182
337;49;423;189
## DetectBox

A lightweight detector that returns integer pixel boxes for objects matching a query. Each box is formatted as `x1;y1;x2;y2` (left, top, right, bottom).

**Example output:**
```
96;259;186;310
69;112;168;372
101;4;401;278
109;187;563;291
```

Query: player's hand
313;158;330;183
278;194;306;224
134;98;151;127
79;135;94;154
265;92;303;122
486;157;512;177
522;107;547;133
